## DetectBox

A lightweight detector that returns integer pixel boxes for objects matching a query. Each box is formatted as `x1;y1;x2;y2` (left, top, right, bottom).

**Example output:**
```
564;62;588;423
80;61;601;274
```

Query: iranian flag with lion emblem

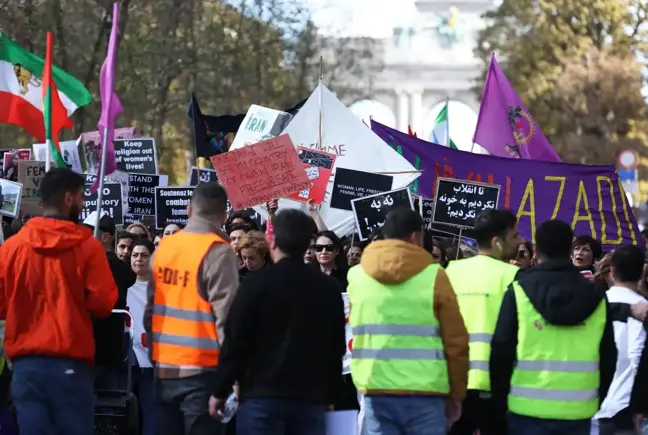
0;34;91;163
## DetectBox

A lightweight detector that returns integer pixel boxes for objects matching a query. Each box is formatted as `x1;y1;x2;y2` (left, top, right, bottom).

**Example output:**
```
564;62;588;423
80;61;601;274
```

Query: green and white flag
431;102;457;150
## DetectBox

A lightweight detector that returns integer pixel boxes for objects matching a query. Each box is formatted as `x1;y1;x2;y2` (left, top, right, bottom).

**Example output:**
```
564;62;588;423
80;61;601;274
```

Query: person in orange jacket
0;168;118;435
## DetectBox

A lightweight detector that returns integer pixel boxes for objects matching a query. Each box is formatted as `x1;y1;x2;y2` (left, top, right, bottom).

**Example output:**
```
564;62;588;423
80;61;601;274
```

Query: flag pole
191;95;201;185
93;127;110;238
45;140;51;172
445;97;450;147
318;56;323;150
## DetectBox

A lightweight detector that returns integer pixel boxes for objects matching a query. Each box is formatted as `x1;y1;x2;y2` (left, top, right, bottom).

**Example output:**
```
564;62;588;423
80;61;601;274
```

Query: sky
305;0;417;38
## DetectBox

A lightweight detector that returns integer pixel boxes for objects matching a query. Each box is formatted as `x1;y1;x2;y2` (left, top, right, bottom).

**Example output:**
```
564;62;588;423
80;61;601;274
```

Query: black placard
154;187;194;229
189;167;219;186
126;173;160;216
225;201;264;228
81;183;124;225
432;178;500;229
114;138;158;175
413;197;434;230
351;187;413;241
330;168;393;211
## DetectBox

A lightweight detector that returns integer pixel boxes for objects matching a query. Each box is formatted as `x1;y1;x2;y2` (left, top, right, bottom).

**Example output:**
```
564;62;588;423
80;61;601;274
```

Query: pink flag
473;53;561;162
92;2;123;192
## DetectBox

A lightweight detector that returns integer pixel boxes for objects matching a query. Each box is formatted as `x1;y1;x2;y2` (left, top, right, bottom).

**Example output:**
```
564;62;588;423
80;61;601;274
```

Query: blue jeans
236;398;325;435
363;395;447;435
12;356;95;435
133;368;156;435
508;412;590;435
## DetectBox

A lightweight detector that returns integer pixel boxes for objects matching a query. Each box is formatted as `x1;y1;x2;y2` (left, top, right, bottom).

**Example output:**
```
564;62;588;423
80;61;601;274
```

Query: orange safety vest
151;231;225;368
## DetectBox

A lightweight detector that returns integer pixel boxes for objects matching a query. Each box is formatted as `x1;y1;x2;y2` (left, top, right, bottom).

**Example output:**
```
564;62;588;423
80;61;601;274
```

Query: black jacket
212;257;347;405
631;334;648;413
490;259;617;414
93;251;136;366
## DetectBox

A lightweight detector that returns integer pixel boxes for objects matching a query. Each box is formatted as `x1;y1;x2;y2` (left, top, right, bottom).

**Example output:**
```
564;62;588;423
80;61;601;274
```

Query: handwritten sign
17;161;46;216
211;134;310;211
286;147;337;204
351;187;413;241
154;187;194;229
330;168;393;211
433;178;500;229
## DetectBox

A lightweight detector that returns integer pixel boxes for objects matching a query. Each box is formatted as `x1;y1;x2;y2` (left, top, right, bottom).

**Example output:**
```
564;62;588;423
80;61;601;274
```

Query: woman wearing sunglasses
510;240;533;270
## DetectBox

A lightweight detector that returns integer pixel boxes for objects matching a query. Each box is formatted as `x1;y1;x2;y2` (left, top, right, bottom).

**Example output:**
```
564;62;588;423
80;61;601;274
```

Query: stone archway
349;99;397;128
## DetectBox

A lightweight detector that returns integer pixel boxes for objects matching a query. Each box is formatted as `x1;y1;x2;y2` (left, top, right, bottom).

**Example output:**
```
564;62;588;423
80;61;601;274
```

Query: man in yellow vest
348;208;469;434
144;182;240;435
445;209;522;435
490;219;616;434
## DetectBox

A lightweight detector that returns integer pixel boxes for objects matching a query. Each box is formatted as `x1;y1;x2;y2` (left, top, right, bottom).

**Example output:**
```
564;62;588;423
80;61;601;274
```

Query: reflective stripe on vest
151;231;224;368
446;255;519;391
347;263;450;395
508;282;605;420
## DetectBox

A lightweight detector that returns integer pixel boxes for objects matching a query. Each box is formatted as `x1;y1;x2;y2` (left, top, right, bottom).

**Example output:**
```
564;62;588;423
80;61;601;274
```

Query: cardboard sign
0;179;23;218
154;187;194;229
17;160;45;216
286;147;337;204
351;187;413;241
211;134;310;211
330;168;393;211
80;183;124;225
189;166;219;186
433;178;500;229
3;149;32;181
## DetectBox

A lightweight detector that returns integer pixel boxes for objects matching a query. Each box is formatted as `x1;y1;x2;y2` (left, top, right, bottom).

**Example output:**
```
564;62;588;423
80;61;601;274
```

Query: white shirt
126;280;153;368
595;285;646;419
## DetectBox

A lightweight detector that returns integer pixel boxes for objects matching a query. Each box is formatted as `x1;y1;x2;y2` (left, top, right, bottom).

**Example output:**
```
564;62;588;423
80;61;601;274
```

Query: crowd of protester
4;168;648;434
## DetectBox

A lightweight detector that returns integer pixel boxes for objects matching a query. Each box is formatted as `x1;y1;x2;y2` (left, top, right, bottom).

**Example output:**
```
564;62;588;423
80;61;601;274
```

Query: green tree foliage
475;0;648;165
0;0;380;182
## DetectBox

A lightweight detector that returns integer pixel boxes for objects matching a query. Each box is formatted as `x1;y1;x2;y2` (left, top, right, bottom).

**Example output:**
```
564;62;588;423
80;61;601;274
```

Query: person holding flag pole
93;2;123;238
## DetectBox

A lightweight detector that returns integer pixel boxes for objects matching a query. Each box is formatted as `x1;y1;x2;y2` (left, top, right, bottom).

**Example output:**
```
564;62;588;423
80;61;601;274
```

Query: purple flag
92;2;123;192
473;53;561;162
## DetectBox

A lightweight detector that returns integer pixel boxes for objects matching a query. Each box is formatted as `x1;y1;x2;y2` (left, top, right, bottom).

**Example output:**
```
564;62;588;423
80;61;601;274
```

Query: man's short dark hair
271;209;313;257
225;211;260;231
40;168;85;209
536;220;573;260
473;209;518;249
117;230;136;243
381;208;423;240
132;238;156;254
191;182;228;217
611;245;645;282
572;235;603;261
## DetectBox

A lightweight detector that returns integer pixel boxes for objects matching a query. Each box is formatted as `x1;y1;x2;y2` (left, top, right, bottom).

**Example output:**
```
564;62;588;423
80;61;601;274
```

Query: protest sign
372;120;642;249
126;173;162;217
0;179;22;218
351;187;413;241
81;126;142;173
330;168;393;211
189;166;218;186
33;140;83;173
433;178;500;229
85;172;130;215
3;149;31;181
230;105;293;150
17;160;46;216
81;183;123;224
225;201;264;228
286;147;337;204
211;134;310;211
413;196;434;230
114;138;158;174
155;187;194;229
